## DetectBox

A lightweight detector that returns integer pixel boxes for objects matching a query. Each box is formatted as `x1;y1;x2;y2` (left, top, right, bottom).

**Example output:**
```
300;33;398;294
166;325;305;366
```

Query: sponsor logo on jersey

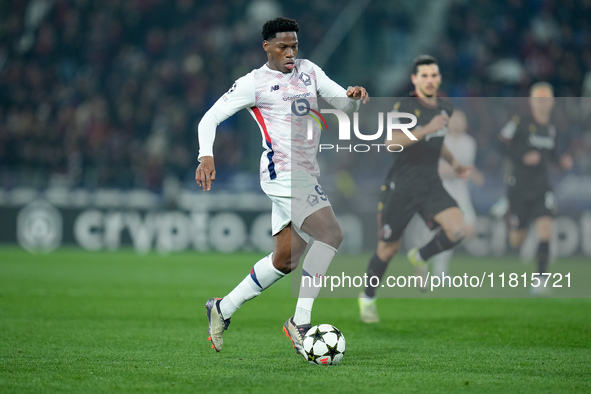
283;92;312;101
292;98;311;116
424;126;448;142
528;134;555;150
292;99;329;132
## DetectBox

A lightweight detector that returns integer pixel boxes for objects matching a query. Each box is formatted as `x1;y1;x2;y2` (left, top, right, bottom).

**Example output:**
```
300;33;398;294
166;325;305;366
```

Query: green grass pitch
1;247;590;393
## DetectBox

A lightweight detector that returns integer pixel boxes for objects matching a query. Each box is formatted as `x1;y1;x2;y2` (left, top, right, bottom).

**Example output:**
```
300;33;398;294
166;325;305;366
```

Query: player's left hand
453;163;472;180
470;168;485;186
196;156;216;192
560;153;573;171
346;86;370;104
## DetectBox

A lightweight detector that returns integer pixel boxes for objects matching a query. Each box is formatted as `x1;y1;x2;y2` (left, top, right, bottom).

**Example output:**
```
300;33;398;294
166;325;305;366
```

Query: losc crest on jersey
299;72;312;86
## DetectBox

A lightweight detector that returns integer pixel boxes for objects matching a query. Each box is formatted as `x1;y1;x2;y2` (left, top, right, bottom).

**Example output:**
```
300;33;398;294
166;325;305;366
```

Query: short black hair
530;82;554;96
262;17;299;41
412;55;438;75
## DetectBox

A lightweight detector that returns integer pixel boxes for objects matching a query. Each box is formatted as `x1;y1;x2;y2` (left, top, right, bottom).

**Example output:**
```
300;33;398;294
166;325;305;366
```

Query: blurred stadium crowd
0;0;590;193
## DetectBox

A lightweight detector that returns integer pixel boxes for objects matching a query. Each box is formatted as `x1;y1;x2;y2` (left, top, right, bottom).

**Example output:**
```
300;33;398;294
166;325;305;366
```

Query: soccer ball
302;324;346;365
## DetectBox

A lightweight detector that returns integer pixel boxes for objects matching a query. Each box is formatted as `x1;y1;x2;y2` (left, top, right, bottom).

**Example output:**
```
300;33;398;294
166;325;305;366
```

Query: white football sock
219;253;285;319
432;249;453;278
293;241;337;326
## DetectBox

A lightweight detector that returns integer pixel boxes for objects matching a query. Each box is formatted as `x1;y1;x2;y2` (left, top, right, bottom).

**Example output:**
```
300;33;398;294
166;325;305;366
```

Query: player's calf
418;228;463;262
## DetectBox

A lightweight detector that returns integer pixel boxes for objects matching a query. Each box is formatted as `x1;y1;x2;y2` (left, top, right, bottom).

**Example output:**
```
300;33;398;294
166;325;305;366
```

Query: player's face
411;64;441;98
529;87;554;115
264;32;298;73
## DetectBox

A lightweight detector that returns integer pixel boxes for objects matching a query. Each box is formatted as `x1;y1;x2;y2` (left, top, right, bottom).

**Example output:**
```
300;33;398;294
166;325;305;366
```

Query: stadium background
1;0;590;255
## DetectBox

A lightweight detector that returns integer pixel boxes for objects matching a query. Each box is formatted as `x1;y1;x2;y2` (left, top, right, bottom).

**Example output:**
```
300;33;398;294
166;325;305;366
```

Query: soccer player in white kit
431;110;482;277
196;17;369;357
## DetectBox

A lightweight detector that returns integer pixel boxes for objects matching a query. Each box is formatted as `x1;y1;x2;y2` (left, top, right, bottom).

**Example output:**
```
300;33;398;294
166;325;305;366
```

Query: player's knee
332;226;345;248
444;225;465;243
272;249;303;274
464;225;476;239
537;224;552;241
316;224;344;249
377;248;395;262
509;231;526;249
509;237;520;249
377;241;399;261
272;255;297;274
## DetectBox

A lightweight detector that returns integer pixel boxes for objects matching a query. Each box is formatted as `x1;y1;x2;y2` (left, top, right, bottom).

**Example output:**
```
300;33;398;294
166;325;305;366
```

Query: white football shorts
260;172;332;239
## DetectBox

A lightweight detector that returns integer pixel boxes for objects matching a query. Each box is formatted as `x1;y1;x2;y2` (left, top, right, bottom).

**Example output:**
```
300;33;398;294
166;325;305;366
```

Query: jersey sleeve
499;116;519;142
312;62;360;113
197;74;256;160
465;135;477;165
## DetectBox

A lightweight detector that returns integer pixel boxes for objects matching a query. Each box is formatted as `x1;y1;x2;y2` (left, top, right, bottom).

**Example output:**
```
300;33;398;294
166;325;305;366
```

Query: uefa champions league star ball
302;324;346;365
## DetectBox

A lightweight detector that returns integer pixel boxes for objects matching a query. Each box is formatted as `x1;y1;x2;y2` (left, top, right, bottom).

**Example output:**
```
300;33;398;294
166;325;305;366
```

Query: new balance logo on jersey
270;85;280;92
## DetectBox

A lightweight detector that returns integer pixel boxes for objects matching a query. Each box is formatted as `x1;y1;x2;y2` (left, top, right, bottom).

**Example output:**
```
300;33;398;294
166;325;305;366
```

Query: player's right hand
196;156;216;191
560;153;573;171
426;114;448;134
346;86;370;104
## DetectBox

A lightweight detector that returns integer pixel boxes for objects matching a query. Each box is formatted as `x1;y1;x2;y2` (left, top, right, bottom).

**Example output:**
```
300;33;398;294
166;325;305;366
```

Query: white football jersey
198;59;358;180
441;132;477;202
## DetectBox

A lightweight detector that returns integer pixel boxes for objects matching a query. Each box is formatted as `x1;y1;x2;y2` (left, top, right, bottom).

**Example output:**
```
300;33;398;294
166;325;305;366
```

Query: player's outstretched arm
196;156;216;192
441;144;472;180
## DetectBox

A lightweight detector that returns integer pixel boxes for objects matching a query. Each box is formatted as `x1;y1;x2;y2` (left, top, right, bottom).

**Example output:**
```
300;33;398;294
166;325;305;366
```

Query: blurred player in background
431;110;483;277
498;82;573;295
358;55;470;323
196;17;369;356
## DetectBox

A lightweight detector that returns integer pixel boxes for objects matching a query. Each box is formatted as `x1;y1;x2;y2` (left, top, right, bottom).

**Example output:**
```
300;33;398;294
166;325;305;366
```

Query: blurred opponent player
196;17;369;355
358;55;470;323
498;82;572;295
